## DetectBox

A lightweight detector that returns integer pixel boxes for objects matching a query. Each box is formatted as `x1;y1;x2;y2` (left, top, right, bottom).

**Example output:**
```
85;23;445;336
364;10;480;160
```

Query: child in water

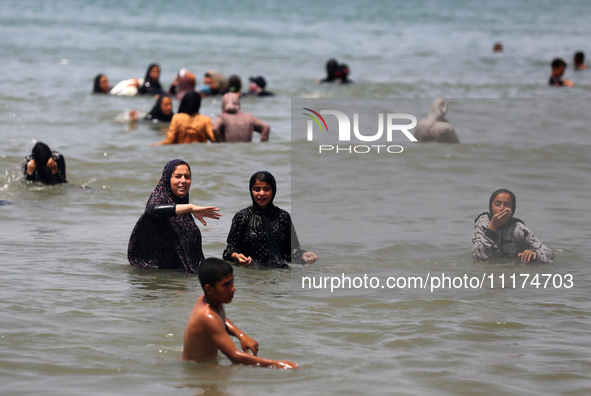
549;58;574;87
182;257;298;369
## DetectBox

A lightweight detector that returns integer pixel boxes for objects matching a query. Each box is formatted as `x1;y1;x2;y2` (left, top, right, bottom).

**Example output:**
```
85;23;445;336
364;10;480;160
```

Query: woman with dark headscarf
151;91;215;145
128;159;221;272
138;63;165;96
93;74;111;94
223;171;318;268
129;94;174;123
319;58;339;83
472;189;554;263
22;142;67;184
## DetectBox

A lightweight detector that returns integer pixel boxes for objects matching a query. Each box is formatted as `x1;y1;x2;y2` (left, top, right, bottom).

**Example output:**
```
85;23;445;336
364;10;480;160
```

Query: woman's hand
518;250;537;263
232;253;252;265
189;205;221;226
302;251;319;264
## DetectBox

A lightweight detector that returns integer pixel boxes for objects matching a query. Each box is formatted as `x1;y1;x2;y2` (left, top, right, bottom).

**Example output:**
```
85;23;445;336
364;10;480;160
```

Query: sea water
1;0;591;395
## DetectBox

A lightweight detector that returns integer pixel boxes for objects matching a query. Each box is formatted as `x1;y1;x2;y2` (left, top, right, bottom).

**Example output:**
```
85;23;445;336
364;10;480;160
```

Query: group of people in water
20;54;558;369
93;63;275;144
548;52;585;87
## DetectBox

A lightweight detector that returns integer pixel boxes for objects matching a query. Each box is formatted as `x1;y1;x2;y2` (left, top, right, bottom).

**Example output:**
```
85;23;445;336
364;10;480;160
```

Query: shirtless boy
182;257;298;369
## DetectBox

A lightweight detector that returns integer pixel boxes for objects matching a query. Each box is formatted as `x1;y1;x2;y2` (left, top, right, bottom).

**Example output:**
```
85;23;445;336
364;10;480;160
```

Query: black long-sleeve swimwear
223;205;305;267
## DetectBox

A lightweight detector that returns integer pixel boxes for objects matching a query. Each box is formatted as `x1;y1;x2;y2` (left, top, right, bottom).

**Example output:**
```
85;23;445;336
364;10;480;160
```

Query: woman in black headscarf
129;94;174;123
319;58;339;83
223;171;318;268
128;159;221;272
138;63;165;96
472;188;554;264
22;142;67;184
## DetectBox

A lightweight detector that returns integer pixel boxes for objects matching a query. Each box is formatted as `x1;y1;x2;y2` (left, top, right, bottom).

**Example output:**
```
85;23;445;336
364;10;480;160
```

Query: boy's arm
205;314;297;369
225;318;259;355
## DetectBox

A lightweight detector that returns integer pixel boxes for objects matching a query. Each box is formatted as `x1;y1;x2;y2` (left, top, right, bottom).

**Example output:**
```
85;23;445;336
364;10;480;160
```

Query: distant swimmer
22;142;67;184
247;76;274;97
138;63;166;96
168;69;196;100
127;159;221;272
151;92;215;145
317;58;353;84
573;51;587;70
223;75;243;97
94;73;140;96
337;63;353;84
222;171;318;268
472;189;554;264
318;58;339;83
199;70;228;97
182;257;297;369
129;94;174;123
213;92;270;143
493;42;503;52
92;74;111;94
413;98;460;143
549;58;574;87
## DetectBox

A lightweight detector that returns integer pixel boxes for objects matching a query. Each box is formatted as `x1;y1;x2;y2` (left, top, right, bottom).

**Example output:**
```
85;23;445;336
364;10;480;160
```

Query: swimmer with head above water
182;257;298;369
472;189;554;264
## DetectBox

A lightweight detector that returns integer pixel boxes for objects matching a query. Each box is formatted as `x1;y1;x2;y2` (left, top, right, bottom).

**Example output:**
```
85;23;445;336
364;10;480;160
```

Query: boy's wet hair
551;58;566;69
198;257;233;291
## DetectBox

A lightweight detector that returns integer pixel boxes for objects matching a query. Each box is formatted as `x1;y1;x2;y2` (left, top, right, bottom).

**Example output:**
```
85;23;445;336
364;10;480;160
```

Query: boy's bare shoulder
187;297;224;329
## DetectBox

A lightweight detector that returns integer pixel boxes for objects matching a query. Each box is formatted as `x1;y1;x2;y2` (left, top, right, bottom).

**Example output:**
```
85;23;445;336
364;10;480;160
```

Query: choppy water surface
1;1;591;395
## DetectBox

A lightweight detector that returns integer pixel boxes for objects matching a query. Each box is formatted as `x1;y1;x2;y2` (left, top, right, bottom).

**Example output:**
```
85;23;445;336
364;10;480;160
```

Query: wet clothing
22;143;67;184
472;214;555;263
138;63;165;96
168;69;196;100
145;95;173;123
223;171;306;268
222;205;306;268
213;93;270;142
414;98;460;143
161;113;215;144
549;76;565;86
128;159;203;272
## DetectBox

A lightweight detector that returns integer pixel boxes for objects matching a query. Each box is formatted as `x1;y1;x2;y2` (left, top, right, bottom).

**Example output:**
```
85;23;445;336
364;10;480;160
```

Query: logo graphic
301;107;418;154
302;108;329;140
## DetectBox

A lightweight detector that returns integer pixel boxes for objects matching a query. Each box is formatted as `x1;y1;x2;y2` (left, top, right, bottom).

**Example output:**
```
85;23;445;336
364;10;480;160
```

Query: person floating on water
549;58;574;87
472;189;554;264
213;93;270;142
182;257;298;369
127;159;221;272
413;98;460;143
22;142;67;184
223;171;318;268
